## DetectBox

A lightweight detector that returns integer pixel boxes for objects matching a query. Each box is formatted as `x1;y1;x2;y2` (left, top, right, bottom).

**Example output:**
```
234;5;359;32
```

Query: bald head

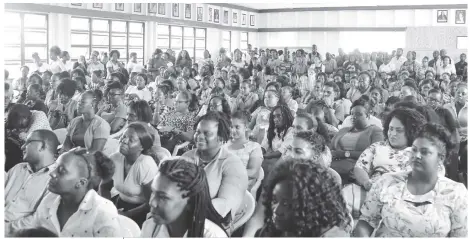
32;130;60;154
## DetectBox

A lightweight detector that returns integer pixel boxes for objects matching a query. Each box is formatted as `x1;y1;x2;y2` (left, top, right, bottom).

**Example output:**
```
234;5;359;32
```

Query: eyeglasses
109;93;121;96
176;100;188;104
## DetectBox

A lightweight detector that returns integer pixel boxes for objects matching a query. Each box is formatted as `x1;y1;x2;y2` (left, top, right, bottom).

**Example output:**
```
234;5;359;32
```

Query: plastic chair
102;138;120;157
232;191;256;234
53;128;67;145
118;215;141;237
172;141;190;156
250;168;264;199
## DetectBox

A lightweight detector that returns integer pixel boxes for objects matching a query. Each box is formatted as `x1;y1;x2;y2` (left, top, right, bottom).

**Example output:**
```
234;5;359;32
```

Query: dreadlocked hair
159;159;228;237
194;111;232;144
267;104;294;149
260;158;351;237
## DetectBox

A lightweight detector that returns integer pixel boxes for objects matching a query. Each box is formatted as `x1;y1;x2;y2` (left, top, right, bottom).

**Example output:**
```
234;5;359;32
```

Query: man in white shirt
49;46;67;74
437;56;457;76
378;55;395;74
29;52;50;75
126;52;142;74
390;48;407;72
5;130;59;222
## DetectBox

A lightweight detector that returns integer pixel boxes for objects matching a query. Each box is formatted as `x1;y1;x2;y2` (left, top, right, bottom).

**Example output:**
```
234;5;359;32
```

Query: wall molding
258;27;407;32
257;4;468;13
5;3;258;32
209;3;258;13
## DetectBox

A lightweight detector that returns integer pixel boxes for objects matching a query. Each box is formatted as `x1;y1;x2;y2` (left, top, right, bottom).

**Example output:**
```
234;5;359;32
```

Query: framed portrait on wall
242;14;246;25
134;3;142;13
92;3;103;9
456;10;466;24
214;9;220;23
197;7;203;22
233;12;238;23
437;10;448;23
71;3;82;6
223;10;229;24
185;4;191;19
208;7;213;22
250;14;255;26
172;3;179;17
115;3;124;11
148;3;157;14
157;3;165;15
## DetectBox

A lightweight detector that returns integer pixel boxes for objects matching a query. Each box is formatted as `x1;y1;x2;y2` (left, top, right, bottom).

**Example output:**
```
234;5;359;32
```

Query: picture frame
223;10;229;24
134;3;142;13
456;10;466;24
157;3;165;15
115;3;124;11
437;10;448;23
208;7;213;22
92;3;103;9
214;9;220;23
197;7;203;22
233;12;238;23
250;14;255;26
185;4;191;19
148;3;157;14
172;3;179;17
242;14;246;25
71;3;82;6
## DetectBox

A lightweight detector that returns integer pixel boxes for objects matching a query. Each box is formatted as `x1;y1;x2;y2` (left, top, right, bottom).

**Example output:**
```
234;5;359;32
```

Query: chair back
232;191;256;234
102;138;120;157
53;128;67;145
118;215;141;237
249;168;264;199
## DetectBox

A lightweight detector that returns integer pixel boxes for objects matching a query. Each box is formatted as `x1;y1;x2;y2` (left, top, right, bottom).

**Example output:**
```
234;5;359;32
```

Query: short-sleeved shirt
67;115;111;150
360;171;468;237
110;153;158;205
87;61;105;76
49;59;67;74
125;86;152;102
106;61;121;77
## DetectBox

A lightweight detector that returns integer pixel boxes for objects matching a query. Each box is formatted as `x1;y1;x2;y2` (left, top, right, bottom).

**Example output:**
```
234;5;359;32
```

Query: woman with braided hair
182;111;248;228
255;158;352;237
141;158;228;237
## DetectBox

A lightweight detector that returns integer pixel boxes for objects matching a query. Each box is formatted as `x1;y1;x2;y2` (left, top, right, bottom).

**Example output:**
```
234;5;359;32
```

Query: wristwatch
344;151;351;158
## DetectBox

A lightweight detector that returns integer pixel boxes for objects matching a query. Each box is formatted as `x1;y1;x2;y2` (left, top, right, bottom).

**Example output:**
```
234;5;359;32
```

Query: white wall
256;8;468;59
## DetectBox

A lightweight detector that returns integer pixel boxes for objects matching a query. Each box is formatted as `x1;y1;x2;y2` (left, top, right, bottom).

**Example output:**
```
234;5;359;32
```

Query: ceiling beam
258;27;407;32
257;4;467;13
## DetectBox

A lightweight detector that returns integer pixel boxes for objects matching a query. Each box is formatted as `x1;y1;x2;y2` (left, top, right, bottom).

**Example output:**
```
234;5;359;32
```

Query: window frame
222;30;231;54
157;24;207;61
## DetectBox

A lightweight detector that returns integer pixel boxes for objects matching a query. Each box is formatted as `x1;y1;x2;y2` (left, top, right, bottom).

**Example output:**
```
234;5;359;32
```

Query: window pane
71;17;89;30
195;50;204;59
195;28;205;37
4;30;21;45
186;48;194;58
24;47;48;61
183;27;194;37
157;37;169;48
92;19;109;31
171;26;182;36
92;34;109;45
111;36;127;46
92;47;110;55
24;14;47;28
70;47;90;60
5;12;21;27
4;46;21;60
113;48;128;59
112;21;127;32
184;39;194;48
5;62;22;79
128;48;143;58
71;33;90;45
195;39;205;48
24;31;47;44
129;22;143;33
171;38;182;49
157;25;169;35
129;36;143;46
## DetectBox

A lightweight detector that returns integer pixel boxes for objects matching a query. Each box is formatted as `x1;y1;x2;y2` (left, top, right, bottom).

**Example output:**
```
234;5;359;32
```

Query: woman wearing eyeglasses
6;148;121;237
62;90;110;154
158;91;198;154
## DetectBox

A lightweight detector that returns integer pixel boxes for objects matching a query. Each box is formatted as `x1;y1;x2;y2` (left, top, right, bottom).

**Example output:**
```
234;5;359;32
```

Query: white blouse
6;190;122;237
110;153;158;204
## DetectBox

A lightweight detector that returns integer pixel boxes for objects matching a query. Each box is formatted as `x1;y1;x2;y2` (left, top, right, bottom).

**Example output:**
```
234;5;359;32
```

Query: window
240;32;248;55
222;31;231;55
4;12;48;79
156;24;206;61
69;17;144;64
